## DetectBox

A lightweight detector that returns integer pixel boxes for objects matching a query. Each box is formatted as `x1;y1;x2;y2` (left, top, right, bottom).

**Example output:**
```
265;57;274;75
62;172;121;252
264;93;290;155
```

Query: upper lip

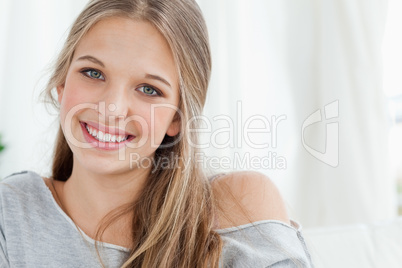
82;121;134;136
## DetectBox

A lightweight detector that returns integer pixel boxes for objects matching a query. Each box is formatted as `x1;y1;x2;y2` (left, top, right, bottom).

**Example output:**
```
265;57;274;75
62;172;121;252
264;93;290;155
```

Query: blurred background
0;0;401;229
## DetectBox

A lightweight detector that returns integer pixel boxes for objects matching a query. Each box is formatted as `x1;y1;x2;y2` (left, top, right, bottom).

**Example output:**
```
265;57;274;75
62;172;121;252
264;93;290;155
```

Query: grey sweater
0;171;313;268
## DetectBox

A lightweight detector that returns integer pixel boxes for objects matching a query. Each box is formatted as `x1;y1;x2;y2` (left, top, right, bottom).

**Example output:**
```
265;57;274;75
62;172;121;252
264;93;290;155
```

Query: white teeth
98;131;104;141
85;124;129;143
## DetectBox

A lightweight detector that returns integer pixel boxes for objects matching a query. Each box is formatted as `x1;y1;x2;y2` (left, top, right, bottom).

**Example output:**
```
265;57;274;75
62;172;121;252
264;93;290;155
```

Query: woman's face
57;17;180;176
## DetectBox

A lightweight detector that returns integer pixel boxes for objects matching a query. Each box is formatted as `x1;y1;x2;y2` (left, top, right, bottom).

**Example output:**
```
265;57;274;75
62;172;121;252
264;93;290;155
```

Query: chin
79;157;133;176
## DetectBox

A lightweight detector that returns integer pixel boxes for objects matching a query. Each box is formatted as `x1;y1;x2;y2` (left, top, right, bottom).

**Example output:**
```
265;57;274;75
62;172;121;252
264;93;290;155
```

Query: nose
99;83;130;120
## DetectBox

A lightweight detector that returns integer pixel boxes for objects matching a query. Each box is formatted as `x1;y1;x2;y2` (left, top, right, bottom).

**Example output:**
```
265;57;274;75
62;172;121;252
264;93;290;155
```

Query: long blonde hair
43;0;223;267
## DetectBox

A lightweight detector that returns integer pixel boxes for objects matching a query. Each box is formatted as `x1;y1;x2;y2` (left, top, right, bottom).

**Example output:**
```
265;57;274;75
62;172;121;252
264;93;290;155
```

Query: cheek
151;108;176;134
125;105;176;151
131;104;175;132
59;79;96;117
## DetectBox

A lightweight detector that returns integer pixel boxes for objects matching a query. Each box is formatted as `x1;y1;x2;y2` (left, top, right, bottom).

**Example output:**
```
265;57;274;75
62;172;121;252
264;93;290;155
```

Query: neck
57;156;149;238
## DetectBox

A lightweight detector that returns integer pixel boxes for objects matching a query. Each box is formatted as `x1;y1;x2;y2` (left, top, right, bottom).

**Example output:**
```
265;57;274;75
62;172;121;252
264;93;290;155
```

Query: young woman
0;0;313;267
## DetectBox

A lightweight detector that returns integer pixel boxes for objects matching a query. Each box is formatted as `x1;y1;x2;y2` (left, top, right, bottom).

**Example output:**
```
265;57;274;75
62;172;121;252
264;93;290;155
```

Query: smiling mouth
84;123;134;143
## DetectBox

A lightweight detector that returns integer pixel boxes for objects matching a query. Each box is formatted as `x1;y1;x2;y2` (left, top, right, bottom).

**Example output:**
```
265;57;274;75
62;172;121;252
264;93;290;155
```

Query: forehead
72;16;178;86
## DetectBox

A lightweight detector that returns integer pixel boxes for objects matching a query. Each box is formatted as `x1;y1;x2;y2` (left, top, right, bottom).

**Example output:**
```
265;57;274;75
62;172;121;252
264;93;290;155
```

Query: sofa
303;217;402;268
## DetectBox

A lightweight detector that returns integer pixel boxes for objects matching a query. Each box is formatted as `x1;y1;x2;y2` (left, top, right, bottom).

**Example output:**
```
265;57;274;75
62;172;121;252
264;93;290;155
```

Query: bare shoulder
211;171;290;229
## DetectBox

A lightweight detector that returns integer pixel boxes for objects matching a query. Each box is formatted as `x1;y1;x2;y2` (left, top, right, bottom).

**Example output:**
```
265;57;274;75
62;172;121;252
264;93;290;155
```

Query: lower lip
80;122;135;151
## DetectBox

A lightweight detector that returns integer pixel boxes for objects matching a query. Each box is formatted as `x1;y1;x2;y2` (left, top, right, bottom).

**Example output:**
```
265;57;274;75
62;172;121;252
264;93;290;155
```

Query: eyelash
137;85;162;97
79;68;162;97
80;68;105;80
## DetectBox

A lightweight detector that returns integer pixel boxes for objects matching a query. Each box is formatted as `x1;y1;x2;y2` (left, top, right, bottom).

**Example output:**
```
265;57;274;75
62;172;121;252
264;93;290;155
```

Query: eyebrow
76;55;105;68
76;55;172;89
145;74;172;88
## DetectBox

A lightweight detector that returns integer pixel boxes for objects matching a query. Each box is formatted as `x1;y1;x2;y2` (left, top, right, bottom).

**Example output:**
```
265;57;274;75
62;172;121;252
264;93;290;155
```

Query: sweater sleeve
0;183;10;268
217;220;314;268
0;226;9;268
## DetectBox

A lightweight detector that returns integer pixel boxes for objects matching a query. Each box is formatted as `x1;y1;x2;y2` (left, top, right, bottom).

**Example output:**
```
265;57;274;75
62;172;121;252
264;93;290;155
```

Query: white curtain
0;0;397;228
383;0;402;192
0;0;87;177
197;0;396;227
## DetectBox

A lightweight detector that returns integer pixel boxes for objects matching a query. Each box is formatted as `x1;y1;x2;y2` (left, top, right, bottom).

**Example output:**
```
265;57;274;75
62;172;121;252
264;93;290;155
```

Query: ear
56;84;64;104
166;114;181;137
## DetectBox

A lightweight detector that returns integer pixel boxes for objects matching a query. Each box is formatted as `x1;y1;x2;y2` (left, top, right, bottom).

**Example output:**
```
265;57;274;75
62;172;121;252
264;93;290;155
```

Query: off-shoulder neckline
215;219;301;233
27;171;301;253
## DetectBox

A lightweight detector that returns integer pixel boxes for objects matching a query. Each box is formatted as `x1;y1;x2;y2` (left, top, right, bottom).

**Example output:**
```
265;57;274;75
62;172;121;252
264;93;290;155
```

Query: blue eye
81;69;104;80
138;86;160;96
